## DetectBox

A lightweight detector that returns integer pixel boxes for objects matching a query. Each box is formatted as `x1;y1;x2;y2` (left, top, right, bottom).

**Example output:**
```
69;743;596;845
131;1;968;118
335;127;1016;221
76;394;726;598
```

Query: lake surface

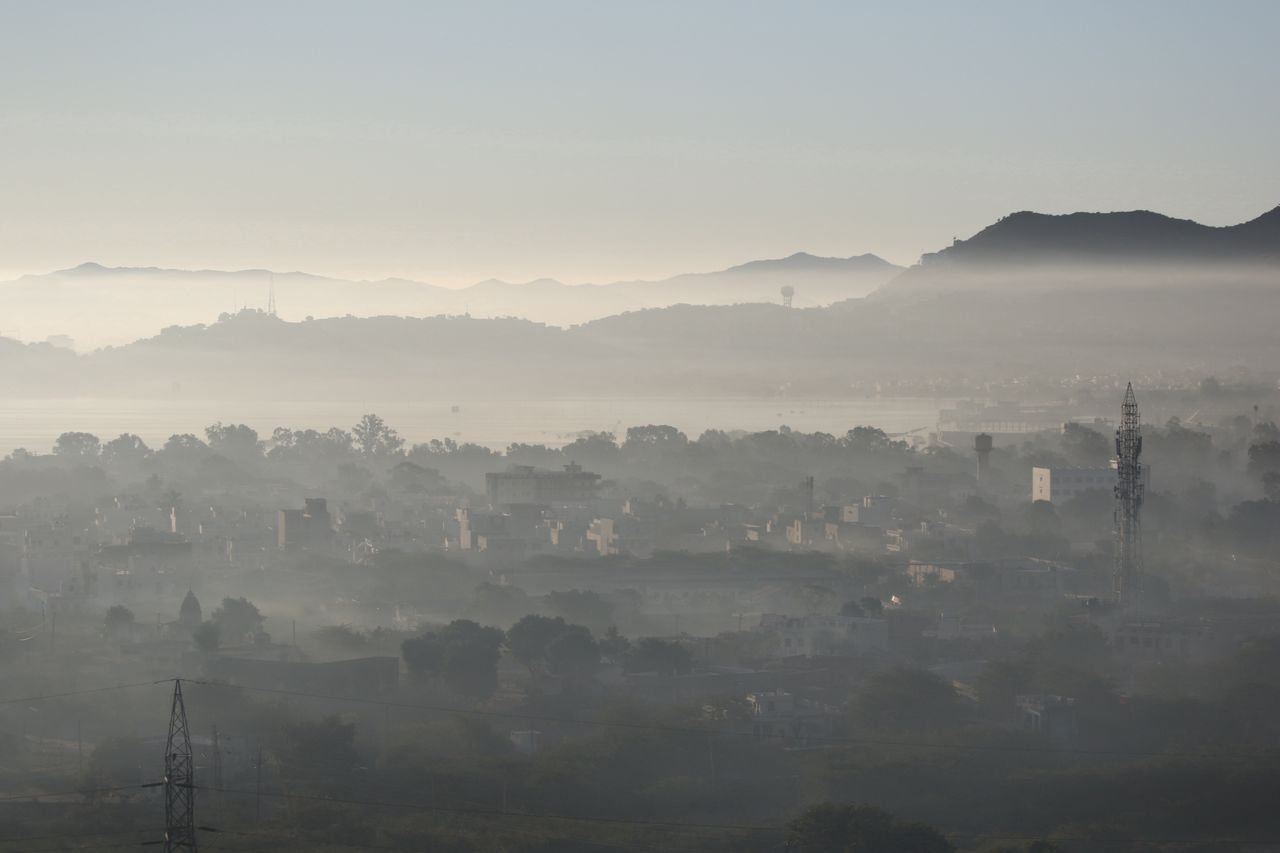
0;397;950;455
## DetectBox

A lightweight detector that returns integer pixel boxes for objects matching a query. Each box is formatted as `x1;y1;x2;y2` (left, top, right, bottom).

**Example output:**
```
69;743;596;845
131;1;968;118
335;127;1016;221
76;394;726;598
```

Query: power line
202;826;721;853
194;804;1280;853
5;672;1273;765
197;784;784;835
0;784;152;803
183;678;1278;763
0;828;152;847
0;680;161;708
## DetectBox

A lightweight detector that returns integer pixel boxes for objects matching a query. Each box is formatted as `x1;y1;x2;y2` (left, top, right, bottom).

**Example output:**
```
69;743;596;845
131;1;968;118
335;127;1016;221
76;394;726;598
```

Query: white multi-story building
1031;463;1150;504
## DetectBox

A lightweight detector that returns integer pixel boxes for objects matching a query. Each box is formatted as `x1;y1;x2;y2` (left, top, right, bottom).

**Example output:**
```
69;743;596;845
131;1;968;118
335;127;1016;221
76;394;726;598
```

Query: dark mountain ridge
878;204;1280;297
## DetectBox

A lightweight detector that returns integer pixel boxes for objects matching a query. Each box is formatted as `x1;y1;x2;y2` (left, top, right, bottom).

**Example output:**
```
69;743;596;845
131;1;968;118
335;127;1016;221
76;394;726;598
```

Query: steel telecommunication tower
1113;383;1144;606
164;680;198;852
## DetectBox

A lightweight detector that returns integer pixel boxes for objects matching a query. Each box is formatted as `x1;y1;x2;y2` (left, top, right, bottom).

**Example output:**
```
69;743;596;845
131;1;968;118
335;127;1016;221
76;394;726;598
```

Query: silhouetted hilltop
719;252;897;275
878;204;1280;296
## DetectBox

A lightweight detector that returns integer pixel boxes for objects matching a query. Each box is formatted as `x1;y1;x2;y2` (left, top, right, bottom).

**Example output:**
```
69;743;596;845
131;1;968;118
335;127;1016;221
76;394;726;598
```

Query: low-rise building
486;463;601;509
759;613;889;657
1016;694;1078;741
277;498;333;549
745;689;831;739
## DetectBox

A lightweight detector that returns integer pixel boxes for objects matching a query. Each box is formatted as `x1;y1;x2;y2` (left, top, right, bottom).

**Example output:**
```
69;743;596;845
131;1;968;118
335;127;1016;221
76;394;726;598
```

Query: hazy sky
1;0;1278;285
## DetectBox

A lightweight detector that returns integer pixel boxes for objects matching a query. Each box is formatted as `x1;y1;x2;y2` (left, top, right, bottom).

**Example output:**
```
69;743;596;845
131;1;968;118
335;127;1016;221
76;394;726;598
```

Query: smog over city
3;3;1280;852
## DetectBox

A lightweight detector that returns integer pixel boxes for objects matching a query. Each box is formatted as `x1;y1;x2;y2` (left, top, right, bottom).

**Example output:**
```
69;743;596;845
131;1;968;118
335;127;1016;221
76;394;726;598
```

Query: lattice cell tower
164;680;198;852
1113;383;1145;606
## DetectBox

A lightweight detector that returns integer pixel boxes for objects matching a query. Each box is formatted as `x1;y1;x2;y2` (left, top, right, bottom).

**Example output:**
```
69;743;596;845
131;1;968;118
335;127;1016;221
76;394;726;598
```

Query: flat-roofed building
486;463;601;509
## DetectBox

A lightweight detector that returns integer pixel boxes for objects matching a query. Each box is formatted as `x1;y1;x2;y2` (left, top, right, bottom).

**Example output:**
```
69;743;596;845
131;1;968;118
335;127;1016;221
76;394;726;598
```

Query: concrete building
22;521;91;592
931;612;999;641
1031;463;1150;504
277;498;333;549
759;613;889;657
1016;694;1078;741
745;689;831;739
486;463;601;509
586;518;619;556
1111;621;1203;661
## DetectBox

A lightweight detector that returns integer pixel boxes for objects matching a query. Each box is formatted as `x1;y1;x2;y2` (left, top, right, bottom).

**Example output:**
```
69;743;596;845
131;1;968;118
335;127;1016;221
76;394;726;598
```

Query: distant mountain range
1;203;1277;399
0;252;902;349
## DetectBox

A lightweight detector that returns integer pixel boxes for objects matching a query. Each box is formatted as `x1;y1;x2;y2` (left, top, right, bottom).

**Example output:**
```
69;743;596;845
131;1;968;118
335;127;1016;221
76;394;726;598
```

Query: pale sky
1;0;1277;286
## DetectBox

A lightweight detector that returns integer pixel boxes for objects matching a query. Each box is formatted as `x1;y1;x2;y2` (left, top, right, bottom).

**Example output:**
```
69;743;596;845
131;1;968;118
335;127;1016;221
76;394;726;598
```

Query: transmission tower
164;680;198;852
1113;383;1144;606
267;274;278;317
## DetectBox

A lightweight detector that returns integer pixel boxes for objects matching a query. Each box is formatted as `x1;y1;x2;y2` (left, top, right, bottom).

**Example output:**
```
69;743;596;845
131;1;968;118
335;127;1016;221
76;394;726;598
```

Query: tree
1264;471;1280;502
53;432;101;461
400;632;447;678
101;433;151;467
353;413;404;457
599;625;632;665
211;597;264;645
851;668;965;730
162;433;209;464
471;582;533;626
626;638;692;676
840;599;866;617
787;803;953;853
561;431;619;467
204;422;262;463
104;605;134;637
844;426;907;454
544;624;600;681
192;621;221;654
312;625;369;653
506;614;569;672
403;619;505;701
1060;422;1109;466
1025;500;1062;537
277;715;360;784
544;590;614;633
623;424;688;449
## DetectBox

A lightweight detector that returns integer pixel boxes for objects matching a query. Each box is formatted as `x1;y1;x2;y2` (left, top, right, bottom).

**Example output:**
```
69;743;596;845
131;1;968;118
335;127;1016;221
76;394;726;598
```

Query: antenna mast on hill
1113;383;1144;606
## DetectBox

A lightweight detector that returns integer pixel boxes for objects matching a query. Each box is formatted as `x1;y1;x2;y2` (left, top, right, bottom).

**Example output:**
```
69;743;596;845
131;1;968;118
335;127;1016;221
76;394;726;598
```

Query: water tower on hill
780;285;795;308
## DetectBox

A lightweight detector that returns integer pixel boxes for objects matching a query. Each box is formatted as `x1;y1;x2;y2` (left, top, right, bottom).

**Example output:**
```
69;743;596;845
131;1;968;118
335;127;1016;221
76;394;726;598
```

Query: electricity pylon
164;680;198;852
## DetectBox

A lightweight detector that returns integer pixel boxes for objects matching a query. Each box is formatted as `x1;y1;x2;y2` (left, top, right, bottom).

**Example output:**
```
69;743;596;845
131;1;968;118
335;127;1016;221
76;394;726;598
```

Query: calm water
0;397;949;455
